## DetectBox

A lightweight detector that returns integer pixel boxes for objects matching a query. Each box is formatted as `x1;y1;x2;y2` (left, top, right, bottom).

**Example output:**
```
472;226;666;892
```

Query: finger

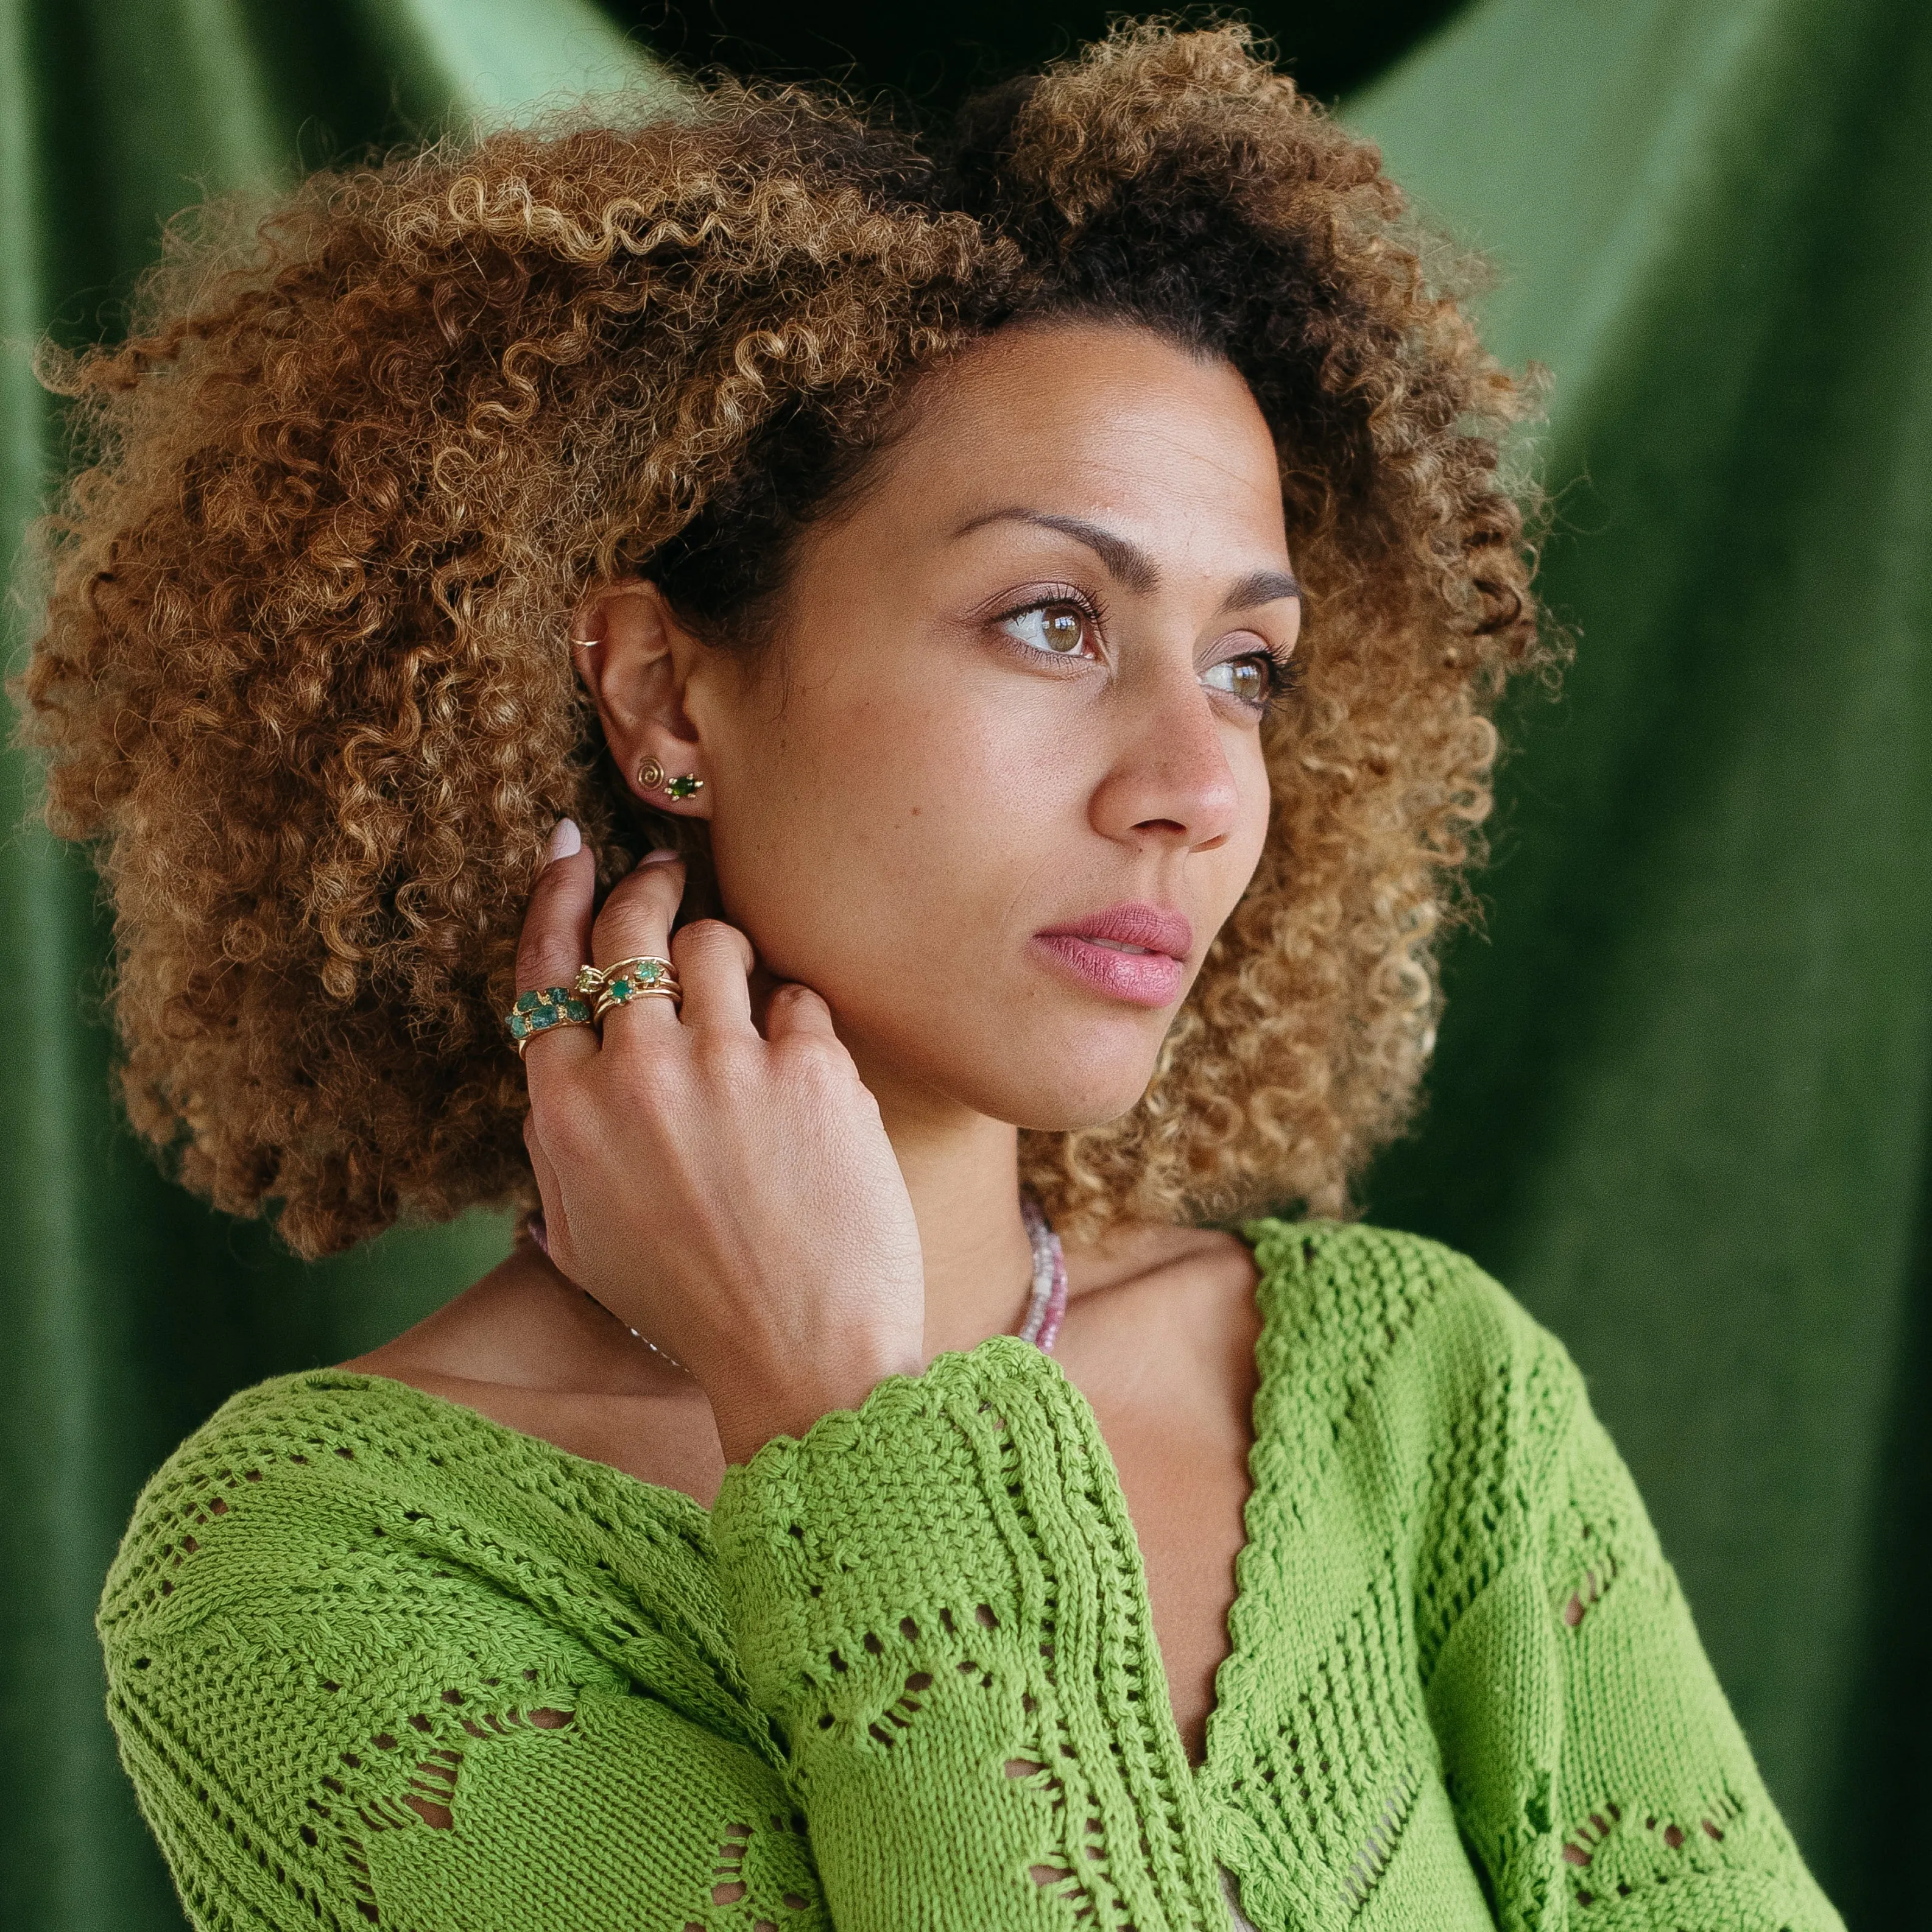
763;980;841;1046
522;1112;561;1222
521;1113;574;1266
670;918;756;1032
589;848;686;1031
514;819;599;1069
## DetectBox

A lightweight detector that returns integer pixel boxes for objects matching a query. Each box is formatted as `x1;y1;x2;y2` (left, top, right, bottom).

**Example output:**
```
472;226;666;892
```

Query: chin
840;984;1173;1129
965;1052;1163;1135
1014;1093;1152;1135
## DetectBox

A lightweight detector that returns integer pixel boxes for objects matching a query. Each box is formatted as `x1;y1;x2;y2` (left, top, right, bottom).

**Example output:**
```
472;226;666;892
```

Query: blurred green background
2;2;1925;1927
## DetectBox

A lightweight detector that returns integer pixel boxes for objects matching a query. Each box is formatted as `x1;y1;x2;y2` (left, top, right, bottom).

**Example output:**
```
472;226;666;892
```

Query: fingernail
640;846;681;866
545;817;582;864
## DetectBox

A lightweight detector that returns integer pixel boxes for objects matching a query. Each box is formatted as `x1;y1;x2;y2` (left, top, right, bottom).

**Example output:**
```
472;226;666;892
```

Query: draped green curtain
1352;5;1931;1922
0;12;666;1932
1;3;1922;1929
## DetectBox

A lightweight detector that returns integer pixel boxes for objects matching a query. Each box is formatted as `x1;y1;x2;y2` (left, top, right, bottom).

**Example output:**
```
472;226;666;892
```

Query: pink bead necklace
530;1196;1068;1370
1016;1193;1069;1352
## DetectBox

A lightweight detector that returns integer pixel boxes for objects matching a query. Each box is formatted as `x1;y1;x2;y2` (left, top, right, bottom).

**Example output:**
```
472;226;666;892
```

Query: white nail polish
545;818;582;863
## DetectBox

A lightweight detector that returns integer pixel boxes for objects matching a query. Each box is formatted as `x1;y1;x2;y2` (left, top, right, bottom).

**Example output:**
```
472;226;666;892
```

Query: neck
869;1074;1037;1365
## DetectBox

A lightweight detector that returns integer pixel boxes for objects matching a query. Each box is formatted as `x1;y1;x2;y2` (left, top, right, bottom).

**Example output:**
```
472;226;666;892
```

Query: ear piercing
637;756;704;800
565;622;700;796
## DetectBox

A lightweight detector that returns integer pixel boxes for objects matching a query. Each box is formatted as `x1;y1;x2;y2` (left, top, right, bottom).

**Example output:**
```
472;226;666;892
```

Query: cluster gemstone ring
504;986;597;1057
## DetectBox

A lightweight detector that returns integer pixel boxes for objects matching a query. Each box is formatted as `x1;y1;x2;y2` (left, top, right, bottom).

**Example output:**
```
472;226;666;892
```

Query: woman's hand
515;823;926;1462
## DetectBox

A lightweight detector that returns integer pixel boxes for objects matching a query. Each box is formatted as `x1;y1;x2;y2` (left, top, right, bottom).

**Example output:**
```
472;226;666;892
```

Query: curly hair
16;22;1545;1259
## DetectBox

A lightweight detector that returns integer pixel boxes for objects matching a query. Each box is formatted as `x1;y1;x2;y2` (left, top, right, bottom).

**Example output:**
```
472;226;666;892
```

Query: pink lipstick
1032;903;1193;1008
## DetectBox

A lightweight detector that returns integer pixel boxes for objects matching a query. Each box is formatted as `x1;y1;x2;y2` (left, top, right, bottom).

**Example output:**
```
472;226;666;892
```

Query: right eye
1000;601;1098;660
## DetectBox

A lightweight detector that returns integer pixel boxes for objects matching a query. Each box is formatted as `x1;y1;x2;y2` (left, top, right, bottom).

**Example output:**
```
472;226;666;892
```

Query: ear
570;580;713;820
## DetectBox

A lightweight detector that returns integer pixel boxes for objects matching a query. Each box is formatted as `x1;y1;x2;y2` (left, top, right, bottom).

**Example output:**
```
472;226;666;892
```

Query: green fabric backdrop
1350;4;1930;1921
1;2;1921;1928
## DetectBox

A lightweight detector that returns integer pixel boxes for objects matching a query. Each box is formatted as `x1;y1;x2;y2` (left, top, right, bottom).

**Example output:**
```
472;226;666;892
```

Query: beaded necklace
529;1196;1069;1371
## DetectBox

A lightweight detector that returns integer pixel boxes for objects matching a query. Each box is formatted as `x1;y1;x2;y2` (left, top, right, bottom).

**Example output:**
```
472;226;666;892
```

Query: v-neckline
309;1221;1291;1800
1191;1219;1284;1794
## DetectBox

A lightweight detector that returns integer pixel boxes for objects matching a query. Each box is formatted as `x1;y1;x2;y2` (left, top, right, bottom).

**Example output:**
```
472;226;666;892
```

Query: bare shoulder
340;1243;727;1507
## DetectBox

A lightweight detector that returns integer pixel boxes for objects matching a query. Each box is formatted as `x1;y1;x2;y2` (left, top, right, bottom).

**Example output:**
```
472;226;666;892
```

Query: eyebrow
954;508;1300;610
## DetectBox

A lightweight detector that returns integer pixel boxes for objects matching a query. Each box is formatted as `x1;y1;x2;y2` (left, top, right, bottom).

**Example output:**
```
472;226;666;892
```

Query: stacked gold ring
579;954;682;1020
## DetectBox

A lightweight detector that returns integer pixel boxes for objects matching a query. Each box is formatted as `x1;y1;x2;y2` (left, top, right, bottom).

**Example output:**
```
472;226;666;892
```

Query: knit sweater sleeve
709;1334;1229;1930
98;1397;827;1932
99;1344;1228;1932
1420;1292;1844;1932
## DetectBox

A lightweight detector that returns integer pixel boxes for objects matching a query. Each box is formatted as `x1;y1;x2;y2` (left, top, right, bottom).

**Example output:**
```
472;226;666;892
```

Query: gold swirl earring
638;756;705;801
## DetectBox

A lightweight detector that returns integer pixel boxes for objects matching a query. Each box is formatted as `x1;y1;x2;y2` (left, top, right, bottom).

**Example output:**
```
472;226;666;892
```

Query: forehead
872;321;1288;551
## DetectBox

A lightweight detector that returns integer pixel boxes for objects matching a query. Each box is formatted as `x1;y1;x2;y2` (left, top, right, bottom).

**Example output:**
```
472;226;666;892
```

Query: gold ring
504;986;598;1057
591;954;681;1020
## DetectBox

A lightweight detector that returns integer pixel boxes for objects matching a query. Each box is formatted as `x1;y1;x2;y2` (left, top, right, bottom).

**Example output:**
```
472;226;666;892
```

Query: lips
1032;902;1193;1008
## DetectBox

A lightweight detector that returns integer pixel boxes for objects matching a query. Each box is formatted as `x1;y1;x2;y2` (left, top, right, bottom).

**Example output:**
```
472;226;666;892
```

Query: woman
21;24;1840;1932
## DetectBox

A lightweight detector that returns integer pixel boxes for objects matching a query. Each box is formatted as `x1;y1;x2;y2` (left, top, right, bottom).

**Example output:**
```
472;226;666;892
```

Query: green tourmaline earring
637;756;704;800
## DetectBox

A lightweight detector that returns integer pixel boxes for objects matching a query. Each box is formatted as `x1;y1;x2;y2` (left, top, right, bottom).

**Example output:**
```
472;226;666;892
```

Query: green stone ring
504;985;597;1059
591;954;682;1021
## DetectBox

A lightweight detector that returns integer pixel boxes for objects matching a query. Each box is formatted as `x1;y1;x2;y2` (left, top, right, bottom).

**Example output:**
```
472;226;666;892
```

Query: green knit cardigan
99;1221;1841;1932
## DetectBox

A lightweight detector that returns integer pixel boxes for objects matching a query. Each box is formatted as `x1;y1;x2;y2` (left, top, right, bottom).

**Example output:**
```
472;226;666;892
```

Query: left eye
1202;654;1276;705
1002;602;1094;657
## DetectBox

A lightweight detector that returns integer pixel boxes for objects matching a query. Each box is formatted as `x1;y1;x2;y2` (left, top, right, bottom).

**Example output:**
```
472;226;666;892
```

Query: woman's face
675;321;1298;1133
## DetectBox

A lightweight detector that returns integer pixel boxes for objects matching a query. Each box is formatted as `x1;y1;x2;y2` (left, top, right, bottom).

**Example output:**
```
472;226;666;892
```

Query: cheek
705;655;1070;982
1228;741;1276;887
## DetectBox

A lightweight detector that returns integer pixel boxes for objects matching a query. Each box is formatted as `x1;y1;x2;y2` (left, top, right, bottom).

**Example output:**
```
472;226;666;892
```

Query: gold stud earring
638;756;704;801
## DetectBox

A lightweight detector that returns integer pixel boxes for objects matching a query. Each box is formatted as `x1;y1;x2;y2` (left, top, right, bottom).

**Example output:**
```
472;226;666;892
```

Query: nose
1087;660;1245;853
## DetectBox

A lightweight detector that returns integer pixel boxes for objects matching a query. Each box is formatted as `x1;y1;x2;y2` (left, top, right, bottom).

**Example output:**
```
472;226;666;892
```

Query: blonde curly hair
16;23;1544;1259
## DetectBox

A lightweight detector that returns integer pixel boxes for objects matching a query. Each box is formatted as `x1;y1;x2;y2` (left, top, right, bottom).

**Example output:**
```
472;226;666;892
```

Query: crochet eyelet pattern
99;1224;1841;1931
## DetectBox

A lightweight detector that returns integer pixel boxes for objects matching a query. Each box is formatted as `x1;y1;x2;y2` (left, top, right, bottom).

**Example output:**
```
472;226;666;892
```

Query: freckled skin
689;323;1294;1136
350;322;1298;1765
